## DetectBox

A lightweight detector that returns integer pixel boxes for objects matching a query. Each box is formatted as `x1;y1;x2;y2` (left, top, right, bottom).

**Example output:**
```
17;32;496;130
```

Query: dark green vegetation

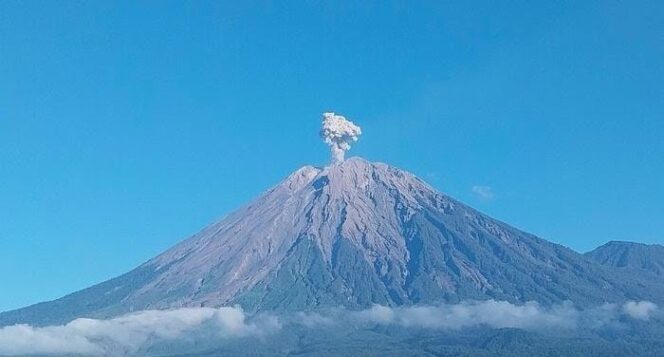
146;323;664;356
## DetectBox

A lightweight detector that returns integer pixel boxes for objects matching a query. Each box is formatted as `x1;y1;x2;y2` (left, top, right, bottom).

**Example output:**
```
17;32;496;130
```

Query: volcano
2;158;663;327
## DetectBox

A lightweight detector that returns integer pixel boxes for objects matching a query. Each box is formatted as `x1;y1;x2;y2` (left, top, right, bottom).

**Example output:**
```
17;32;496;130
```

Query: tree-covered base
148;323;664;357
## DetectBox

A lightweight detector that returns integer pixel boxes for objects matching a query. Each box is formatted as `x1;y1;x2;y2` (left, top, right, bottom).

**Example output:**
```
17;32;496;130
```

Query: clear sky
1;1;663;313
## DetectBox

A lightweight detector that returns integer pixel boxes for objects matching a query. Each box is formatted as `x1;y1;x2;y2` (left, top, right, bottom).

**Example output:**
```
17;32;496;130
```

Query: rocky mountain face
586;241;664;276
2;158;664;326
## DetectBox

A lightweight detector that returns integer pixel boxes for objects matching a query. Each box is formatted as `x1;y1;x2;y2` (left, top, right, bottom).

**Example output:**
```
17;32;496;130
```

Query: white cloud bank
623;300;658;320
355;300;578;330
0;300;658;356
352;300;659;331
0;306;279;356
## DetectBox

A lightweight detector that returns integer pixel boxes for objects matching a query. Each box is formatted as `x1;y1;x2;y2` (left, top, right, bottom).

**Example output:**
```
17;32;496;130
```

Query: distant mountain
586;241;664;276
2;158;664;327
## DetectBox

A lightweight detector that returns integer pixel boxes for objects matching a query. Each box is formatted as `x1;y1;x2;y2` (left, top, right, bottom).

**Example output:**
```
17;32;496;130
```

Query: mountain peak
321;156;389;177
282;157;435;213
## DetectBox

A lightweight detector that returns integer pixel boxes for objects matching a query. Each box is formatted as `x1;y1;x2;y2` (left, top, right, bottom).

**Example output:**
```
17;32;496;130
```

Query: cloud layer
0;300;658;356
354;301;578;330
623;300;658;320
0;306;279;356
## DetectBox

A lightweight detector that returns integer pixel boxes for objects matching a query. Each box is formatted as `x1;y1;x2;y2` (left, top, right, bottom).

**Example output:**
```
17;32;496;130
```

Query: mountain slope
2;158;663;326
586;241;664;276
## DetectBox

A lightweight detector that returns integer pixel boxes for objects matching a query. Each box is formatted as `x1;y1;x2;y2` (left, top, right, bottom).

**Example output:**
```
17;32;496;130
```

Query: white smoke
320;112;362;164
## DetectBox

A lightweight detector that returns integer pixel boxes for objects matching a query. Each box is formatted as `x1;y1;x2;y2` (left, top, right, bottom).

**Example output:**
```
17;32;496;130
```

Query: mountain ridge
586;240;664;276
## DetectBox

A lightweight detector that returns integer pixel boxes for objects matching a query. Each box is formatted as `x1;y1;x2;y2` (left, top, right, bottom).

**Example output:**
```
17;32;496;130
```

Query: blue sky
1;1;662;312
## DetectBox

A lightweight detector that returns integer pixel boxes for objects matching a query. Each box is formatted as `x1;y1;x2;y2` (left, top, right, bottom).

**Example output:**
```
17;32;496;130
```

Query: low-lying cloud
354;300;578;330
0;300;658;356
623;300;658;320
351;300;659;331
0;306;279;356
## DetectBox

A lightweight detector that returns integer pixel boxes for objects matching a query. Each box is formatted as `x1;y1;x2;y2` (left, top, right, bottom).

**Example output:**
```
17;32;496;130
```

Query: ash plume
320;112;362;164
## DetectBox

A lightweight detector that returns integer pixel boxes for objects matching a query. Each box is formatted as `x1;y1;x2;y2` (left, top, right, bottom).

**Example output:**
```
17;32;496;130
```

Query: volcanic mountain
2;158;663;326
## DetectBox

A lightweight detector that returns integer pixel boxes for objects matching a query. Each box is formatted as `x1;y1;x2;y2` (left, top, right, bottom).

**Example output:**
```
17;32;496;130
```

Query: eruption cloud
320;112;362;164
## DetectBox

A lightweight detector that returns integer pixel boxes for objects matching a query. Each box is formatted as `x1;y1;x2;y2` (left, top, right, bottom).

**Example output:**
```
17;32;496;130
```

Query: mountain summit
2;158;663;326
